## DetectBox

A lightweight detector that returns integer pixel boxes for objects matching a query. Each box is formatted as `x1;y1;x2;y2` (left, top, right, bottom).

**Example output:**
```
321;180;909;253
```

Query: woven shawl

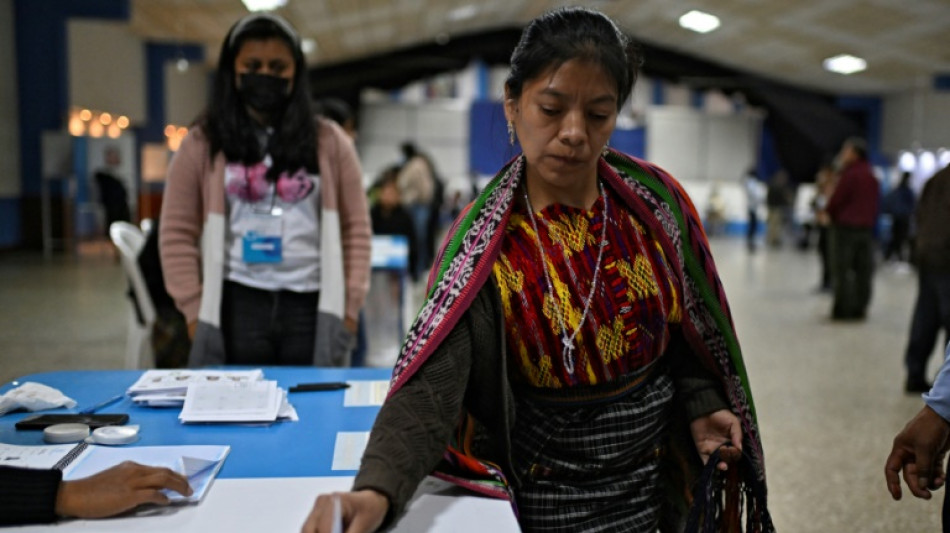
387;149;770;530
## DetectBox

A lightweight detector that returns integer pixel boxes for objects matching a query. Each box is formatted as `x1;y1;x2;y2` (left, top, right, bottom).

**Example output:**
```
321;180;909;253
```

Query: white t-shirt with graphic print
224;159;322;293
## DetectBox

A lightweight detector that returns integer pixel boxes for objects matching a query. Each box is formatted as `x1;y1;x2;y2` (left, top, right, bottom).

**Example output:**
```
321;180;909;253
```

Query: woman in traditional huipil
303;7;772;532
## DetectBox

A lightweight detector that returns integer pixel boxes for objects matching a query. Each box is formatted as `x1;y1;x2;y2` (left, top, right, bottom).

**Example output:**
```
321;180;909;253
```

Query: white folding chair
109;221;155;369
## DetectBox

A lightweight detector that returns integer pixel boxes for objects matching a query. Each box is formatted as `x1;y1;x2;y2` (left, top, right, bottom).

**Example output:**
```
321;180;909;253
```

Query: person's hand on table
885;405;950;501
690;408;743;471
56;461;192;518
301;489;388;533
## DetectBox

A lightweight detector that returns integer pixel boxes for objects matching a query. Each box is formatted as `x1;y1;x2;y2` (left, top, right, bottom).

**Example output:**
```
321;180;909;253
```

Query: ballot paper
128;369;265;407
179;380;284;424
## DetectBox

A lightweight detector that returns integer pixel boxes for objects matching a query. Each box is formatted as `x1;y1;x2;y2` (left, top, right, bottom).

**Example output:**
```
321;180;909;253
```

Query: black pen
79;394;125;414
288;382;350;393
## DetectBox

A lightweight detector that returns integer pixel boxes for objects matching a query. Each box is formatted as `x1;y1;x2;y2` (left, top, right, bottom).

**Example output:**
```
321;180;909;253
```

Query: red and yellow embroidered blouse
492;184;682;389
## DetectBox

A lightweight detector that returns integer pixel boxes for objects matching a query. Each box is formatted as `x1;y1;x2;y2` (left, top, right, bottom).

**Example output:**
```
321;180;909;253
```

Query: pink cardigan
159;118;370;365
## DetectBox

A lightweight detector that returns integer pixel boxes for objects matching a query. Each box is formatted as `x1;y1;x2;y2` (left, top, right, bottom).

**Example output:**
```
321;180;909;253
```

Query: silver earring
602;142;609;157
507;121;515;145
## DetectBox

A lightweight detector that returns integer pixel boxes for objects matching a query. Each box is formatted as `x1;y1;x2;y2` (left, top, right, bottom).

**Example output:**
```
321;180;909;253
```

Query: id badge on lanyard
242;211;283;263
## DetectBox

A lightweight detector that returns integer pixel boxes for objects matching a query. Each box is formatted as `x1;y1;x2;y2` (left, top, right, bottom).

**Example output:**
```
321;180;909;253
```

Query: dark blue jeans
221;280;318;366
904;271;950;383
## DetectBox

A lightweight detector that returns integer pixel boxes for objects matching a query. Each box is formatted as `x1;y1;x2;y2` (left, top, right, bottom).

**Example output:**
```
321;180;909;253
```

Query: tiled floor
0;236;944;531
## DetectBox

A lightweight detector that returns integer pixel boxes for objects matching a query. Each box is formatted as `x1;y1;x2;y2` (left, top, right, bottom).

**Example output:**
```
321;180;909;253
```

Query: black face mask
238;73;290;115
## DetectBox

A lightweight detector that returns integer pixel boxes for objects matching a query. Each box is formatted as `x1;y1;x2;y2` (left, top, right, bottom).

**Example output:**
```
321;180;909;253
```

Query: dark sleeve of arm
667;333;730;420
352;318;472;526
0;466;62;526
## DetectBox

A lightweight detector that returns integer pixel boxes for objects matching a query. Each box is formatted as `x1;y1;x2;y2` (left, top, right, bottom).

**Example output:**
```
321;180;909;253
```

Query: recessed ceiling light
242;0;287;12
448;5;479;22
823;54;867;75
679;10;720;34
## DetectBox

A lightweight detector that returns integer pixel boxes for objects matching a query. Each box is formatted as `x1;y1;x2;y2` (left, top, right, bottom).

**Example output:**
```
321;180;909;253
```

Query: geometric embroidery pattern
494;186;680;389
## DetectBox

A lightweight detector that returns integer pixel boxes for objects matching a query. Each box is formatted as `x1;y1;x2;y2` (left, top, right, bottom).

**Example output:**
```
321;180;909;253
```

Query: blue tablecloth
0;367;391;479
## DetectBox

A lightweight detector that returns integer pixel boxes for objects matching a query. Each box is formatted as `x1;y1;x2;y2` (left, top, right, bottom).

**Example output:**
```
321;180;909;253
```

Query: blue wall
837;96;886;167
0;199;20;247
10;0;202;248
142;43;205;144
15;0;130;197
12;0;130;248
469;100;517;175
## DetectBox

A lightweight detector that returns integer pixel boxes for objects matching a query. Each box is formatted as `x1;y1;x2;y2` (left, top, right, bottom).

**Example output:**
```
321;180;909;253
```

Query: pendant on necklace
561;336;575;374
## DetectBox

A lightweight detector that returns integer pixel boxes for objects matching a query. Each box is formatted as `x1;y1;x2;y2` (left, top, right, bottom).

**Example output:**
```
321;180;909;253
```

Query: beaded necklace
523;180;609;374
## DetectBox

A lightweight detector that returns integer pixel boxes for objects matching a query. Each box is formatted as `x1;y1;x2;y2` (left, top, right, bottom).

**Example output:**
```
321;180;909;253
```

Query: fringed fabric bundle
685;447;775;533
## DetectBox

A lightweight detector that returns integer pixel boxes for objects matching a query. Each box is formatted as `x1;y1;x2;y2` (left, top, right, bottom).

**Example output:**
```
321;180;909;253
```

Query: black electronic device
14;413;129;430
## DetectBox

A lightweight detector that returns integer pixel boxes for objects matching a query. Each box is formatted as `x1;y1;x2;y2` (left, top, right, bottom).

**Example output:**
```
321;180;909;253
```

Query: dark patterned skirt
511;372;674;532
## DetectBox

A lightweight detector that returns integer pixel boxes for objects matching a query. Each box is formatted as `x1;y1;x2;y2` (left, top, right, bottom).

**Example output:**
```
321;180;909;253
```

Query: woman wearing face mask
159;14;370;367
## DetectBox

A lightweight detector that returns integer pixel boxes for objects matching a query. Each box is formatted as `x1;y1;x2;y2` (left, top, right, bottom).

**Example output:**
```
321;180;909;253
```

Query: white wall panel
882;89;950;156
647;106;759;184
358;100;470;188
68;19;145;123
647;107;704;182
164;63;209;127
706;115;758;182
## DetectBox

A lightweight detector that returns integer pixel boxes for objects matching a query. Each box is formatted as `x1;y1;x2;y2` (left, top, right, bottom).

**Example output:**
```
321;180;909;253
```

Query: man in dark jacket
903;163;950;392
825;137;880;320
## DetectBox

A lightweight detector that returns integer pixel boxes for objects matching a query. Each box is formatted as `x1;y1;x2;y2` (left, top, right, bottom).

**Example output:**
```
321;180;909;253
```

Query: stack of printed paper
178;379;297;424
127;369;265;407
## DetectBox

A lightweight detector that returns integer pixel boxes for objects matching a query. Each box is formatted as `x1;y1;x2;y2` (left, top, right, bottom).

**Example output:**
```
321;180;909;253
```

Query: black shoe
905;378;933;394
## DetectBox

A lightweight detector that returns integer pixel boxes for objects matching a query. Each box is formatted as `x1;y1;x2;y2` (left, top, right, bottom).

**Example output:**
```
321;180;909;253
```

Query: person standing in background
138;219;191;368
94;146;132;239
743;167;765;252
395;141;435;276
883;170;916;265
160;13;370;367
313;98;358;142
765;169;793;248
813;163;838;292
825;137;880;321
902;163;950;393
370;167;418;283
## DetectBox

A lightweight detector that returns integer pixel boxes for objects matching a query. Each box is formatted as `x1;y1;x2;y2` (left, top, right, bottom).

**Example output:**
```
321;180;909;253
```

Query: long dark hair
196;13;317;179
506;7;641;111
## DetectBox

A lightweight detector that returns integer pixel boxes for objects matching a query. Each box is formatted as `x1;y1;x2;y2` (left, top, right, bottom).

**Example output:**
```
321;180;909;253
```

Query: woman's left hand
690;409;743;471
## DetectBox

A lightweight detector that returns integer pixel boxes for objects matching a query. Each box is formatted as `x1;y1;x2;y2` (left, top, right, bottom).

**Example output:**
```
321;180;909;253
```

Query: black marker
288;382;350;393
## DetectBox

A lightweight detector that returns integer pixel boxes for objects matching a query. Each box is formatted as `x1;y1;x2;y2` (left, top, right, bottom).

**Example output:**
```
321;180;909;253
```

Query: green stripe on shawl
607;151;758;422
426;159;515;300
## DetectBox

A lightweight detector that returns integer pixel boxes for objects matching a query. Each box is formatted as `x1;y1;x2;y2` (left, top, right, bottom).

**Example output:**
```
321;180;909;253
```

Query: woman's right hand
300;489;389;533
